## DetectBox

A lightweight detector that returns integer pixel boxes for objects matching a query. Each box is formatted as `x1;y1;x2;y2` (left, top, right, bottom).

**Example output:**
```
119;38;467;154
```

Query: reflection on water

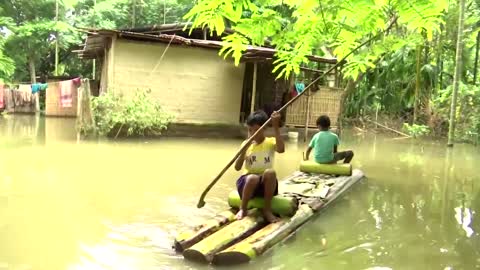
1;115;480;270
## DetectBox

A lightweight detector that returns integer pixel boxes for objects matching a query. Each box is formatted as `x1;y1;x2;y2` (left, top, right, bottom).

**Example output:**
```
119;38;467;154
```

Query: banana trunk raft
173;162;365;266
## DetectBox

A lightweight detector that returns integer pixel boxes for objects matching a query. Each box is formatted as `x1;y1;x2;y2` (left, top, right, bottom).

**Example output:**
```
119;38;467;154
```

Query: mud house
75;24;342;130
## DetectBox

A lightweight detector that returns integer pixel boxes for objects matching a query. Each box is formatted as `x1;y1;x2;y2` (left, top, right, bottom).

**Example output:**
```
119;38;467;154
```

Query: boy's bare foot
263;209;280;223
236;209;247;220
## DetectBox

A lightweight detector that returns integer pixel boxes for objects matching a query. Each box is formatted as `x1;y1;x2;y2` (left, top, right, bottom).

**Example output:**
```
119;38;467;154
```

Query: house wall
44;81;78;117
109;39;246;125
240;62;289;123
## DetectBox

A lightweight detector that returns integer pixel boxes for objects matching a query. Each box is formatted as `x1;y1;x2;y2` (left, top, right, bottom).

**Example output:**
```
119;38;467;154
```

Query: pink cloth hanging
60;78;81;108
60;80;73;108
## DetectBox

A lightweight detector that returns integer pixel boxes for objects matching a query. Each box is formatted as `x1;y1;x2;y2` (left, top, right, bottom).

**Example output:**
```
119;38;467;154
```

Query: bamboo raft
173;162;365;266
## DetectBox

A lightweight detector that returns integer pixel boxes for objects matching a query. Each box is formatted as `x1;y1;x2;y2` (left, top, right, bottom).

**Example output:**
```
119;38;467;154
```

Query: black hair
316;115;331;129
246;110;269;126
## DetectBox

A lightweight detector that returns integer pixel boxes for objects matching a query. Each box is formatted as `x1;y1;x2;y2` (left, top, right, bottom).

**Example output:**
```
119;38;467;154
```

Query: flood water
1;115;479;270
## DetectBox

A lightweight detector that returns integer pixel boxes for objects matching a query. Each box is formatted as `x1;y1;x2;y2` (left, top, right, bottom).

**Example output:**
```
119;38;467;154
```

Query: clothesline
0;77;82;111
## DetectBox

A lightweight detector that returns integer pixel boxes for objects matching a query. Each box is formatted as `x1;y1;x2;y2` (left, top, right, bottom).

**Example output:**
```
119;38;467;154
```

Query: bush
432;83;480;143
402;123;430;138
91;89;175;137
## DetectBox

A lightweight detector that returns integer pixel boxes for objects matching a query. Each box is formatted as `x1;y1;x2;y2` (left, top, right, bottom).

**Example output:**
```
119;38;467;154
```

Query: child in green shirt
304;115;354;164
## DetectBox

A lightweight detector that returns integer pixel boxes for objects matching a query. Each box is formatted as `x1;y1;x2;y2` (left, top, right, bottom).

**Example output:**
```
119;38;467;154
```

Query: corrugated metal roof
74;27;337;64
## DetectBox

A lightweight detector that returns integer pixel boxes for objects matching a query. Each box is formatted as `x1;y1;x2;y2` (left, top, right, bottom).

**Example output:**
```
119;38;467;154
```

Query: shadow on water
1;115;480;269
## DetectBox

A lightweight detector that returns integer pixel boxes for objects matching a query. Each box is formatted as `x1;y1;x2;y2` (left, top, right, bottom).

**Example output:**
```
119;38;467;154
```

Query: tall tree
474;31;480;84
0;16;15;80
447;0;467;147
2;0;78;82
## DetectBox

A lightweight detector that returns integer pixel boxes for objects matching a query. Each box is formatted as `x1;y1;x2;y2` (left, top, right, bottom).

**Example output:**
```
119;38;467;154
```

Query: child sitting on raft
234;110;285;223
304;115;354;164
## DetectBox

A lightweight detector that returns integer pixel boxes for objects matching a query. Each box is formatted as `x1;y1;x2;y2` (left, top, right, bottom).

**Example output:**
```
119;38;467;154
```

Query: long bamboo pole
196;16;399;208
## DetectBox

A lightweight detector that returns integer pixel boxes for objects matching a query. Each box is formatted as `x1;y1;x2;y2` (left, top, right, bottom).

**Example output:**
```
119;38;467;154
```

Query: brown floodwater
0;115;479;270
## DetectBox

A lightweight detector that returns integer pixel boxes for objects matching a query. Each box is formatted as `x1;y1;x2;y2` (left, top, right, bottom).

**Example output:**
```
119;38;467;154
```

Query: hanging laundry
295;82;305;94
290;85;298;99
0;85;4;109
31;83;48;94
18;84;32;105
4;87;14;111
72;77;81;87
12;88;22;107
60;80;74;108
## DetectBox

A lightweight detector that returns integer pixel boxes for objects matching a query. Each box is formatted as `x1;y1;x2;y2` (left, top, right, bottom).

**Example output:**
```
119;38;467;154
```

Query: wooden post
250;63;258;114
76;81;82;143
92;59;96;80
334;66;338;87
108;35;117;90
304;88;310;142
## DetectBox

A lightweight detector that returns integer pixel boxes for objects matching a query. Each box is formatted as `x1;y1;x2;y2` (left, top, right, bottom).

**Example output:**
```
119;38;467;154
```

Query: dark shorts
236;174;279;199
333;151;352;162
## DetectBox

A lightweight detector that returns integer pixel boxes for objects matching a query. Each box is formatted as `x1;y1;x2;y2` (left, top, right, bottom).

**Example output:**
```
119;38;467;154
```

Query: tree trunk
28;56;37;83
183;209;265;263
424;35;432;125
174;209;236;252
132;0;136;28
447;0;466;147
92;0;97;79
414;44;422;124
29;56;39;113
435;25;444;93
474;31;480;85
163;0;166;24
55;0;59;76
212;204;313;265
339;74;366;131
